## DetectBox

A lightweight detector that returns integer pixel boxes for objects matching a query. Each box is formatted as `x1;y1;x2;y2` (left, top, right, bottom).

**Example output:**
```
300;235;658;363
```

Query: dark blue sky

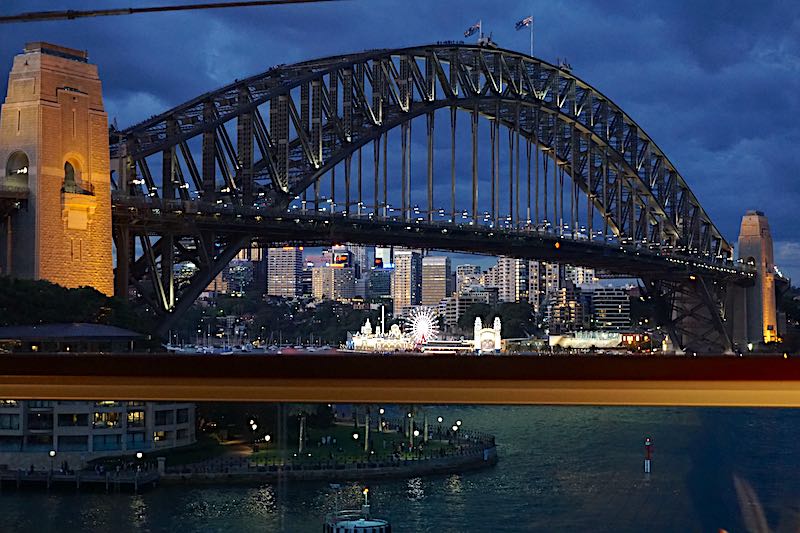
2;0;799;280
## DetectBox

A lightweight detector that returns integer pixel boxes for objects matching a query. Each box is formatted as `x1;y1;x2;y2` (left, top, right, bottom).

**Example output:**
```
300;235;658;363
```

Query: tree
0;276;149;333
457;303;492;332
491;302;536;338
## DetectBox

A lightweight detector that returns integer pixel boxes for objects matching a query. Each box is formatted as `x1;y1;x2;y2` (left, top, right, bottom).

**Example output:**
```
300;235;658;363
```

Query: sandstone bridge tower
730;210;779;348
0;42;112;295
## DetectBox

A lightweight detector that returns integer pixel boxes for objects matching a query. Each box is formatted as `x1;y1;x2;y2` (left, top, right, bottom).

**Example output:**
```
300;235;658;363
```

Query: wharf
0;469;159;492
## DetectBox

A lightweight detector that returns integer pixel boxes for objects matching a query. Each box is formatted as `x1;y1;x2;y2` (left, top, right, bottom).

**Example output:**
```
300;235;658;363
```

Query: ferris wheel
404;307;440;345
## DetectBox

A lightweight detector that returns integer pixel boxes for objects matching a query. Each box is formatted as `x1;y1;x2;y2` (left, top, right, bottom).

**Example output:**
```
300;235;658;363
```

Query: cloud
0;0;797;264
775;241;800;282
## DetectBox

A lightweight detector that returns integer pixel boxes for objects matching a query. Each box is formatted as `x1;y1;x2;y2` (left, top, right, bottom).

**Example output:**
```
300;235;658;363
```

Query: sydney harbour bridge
0;42;780;354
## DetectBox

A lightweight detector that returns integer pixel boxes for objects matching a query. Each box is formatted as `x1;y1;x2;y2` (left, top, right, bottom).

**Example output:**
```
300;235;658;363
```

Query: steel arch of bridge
110;43;752;352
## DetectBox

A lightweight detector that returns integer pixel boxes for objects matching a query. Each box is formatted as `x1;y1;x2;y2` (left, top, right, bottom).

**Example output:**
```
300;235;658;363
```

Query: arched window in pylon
62;160;94;196
4;151;29;189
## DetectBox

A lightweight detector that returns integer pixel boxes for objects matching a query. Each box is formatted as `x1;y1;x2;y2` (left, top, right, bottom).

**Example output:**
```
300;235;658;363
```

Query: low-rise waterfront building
0;400;195;469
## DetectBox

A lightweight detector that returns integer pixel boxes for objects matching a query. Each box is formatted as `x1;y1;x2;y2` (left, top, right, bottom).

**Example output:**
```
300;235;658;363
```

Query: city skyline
1;0;798;280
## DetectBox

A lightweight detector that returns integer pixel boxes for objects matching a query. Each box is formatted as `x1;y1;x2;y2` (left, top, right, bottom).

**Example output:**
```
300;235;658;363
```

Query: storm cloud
2;0;798;279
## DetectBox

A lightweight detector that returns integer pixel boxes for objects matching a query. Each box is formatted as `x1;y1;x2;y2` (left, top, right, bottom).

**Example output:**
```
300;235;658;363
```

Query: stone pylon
0;42;113;294
730;210;779;348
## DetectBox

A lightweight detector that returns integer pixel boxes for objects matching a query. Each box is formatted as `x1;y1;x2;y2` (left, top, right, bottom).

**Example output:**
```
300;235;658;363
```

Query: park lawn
144;434;228;466
250;422;454;463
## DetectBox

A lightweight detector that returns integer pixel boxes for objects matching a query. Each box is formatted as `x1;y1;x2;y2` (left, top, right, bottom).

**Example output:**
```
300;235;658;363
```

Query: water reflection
406;477;424;501
129;495;148;529
244;485;277;517
2;406;800;532
445;474;463;494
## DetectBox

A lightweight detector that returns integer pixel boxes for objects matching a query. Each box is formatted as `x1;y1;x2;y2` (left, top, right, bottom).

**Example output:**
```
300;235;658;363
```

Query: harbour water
1;405;799;532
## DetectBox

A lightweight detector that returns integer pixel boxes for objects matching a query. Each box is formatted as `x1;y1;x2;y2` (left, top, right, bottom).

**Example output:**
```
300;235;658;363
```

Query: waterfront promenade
0;469;159;492
162;444;498;484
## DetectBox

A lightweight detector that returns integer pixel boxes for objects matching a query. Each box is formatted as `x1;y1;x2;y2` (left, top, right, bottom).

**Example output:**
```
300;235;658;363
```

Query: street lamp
48;449;56;474
135;451;144;473
437;416;443;423
264;434;271;443
456;419;462;427
251;422;259;452
379;408;385;415
352;432;359;440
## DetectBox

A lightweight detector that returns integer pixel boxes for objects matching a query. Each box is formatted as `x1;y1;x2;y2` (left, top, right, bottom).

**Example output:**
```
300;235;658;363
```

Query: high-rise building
441;290;498;331
456;264;483;293
236;246;265;262
488;257;529;303
266;247;303;298
367;268;393;299
224;260;254;294
529;261;566;314
591;287;631;330
312;265;356;302
299;266;313;297
375;246;393;268
205;271;228;295
347;245;372;276
421;256;451;306
565;265;597;286
392;250;421;312
546;280;586;333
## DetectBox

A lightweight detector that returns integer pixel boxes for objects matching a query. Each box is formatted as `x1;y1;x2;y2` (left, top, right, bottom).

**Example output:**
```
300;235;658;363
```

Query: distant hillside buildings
194;243;632;336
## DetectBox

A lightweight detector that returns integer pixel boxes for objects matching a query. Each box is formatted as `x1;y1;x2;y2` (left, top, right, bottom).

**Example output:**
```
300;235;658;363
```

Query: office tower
391;250;422;312
311;265;356;301
591;287;631;330
421;256;451;306
488;257;529;303
546;280;586;333
456;264;483;293
375;246;393;268
529;261;566;314
266;247;303;298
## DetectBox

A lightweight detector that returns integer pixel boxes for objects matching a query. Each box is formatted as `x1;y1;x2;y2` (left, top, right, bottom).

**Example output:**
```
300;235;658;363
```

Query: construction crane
0;0;341;24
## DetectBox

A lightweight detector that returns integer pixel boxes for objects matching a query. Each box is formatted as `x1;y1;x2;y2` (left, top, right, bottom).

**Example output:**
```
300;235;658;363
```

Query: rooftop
24;42;88;63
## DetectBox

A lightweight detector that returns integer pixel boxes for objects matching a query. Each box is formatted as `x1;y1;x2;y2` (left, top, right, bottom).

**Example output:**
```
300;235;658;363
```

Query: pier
0;469;159;493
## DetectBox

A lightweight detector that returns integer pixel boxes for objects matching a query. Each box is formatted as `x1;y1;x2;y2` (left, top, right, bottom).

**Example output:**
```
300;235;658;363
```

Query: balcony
61;180;94;196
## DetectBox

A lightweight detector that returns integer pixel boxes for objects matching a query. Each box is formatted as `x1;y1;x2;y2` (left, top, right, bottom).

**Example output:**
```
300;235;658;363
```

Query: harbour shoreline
161;446;498;485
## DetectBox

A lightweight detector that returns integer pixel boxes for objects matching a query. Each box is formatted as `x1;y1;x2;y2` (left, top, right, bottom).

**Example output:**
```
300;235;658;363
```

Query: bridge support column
0;42;113;294
113;223;131;299
645;277;732;355
729;210;779;350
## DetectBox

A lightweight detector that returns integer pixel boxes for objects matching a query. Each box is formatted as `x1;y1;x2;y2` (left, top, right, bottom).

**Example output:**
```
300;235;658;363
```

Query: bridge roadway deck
112;198;754;283
0;354;799;407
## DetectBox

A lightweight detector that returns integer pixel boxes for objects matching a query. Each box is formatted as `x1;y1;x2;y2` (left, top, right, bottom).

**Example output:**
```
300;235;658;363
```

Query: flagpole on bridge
530;16;534;57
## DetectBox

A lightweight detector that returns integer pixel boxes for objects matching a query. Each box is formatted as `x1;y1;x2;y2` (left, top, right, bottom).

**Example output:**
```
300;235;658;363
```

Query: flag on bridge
464;21;481;37
515;15;533;30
